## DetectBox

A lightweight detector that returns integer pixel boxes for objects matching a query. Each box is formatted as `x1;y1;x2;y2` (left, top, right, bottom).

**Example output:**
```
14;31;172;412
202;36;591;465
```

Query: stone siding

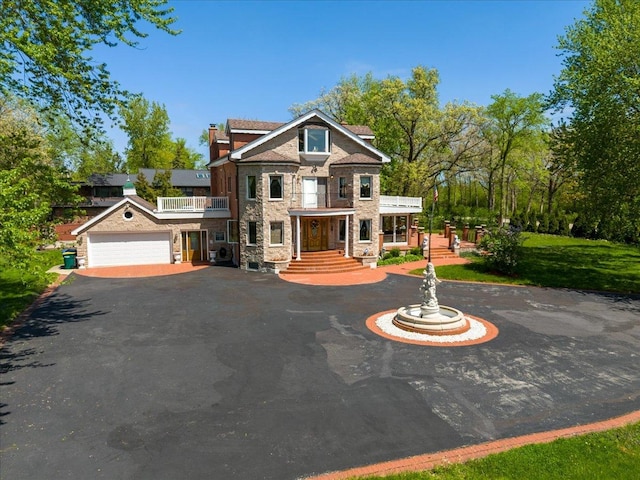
75;202;227;266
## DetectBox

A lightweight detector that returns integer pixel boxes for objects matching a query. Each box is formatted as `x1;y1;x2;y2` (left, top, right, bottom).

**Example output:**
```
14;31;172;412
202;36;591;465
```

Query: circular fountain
393;262;471;335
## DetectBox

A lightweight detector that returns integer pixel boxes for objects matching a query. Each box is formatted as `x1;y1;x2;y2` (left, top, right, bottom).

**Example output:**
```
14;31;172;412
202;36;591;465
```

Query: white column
344;214;350;258
296;215;301;260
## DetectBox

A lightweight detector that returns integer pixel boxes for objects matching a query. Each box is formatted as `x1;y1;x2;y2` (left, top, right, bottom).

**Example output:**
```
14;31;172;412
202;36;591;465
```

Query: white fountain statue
393;262;470;335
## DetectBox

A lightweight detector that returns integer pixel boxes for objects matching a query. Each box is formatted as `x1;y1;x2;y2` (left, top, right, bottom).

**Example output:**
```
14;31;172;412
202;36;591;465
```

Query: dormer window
298;127;330;160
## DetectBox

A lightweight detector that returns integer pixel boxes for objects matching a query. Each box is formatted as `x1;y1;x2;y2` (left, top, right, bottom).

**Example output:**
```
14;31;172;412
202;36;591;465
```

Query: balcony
380;195;423;213
155;196;230;218
157;196;228;212
289;192;353;210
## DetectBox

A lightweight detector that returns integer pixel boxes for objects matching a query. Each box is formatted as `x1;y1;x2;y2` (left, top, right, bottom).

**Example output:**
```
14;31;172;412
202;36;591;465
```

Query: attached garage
88;232;172;267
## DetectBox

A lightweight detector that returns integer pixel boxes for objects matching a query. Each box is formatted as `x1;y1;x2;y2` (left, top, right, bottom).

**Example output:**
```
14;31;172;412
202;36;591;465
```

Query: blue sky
97;0;591;158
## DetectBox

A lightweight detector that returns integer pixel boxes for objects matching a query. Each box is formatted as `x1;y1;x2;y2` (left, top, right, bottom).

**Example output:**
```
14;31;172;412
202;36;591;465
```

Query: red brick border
366;310;499;347
305;410;640;479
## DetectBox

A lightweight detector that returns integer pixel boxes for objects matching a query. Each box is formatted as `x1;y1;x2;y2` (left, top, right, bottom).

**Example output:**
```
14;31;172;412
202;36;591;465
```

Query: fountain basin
394;304;470;335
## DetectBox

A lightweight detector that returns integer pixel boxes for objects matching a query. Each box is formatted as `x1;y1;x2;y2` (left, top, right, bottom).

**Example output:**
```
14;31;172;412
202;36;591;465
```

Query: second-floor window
299;127;330;154
247;175;256;200
269;175;283;199
360;176;372;199
338;177;347;199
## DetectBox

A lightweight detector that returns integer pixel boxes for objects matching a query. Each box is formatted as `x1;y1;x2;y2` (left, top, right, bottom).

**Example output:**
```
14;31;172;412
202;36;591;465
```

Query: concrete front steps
282;250;369;275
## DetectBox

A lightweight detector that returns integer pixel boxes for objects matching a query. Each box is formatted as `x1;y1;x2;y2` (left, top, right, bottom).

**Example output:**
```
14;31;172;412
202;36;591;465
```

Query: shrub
478;226;523;275
409;246;422;256
377;254;423;266
389;247;401;257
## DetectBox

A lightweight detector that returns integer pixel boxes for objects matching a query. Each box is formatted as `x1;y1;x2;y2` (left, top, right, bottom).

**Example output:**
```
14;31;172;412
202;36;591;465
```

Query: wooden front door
302;218;329;251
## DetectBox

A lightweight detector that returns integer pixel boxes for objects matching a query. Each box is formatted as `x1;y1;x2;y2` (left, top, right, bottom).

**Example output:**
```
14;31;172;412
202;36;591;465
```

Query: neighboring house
72;110;423;270
54;169;211;241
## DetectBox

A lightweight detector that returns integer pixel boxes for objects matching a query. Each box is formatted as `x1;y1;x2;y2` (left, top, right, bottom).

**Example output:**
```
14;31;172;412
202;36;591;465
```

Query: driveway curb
306;410;640;479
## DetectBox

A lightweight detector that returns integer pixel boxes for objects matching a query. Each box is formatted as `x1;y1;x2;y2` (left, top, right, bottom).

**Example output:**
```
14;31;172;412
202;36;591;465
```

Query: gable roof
237;150;298;164
71;195;157;235
227;119;284;133
330;152;384;166
230;110;390;163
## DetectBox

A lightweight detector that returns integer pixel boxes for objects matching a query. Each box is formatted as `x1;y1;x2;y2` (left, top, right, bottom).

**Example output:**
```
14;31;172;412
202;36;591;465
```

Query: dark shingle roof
237;151;299;164
342;124;374;136
86;173;131;187
127;195;157;211
227;119;285;132
330;153;382;166
138;169;210;187
85;170;210;187
227;118;374;137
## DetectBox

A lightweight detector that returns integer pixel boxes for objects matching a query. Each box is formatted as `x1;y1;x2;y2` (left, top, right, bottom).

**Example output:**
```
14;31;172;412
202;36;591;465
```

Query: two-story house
208;109;393;271
71;110;423;270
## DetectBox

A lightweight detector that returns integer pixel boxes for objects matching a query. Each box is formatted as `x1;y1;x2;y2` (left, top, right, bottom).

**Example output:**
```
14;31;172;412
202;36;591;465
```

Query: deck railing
157;196;228;212
380;195;422;209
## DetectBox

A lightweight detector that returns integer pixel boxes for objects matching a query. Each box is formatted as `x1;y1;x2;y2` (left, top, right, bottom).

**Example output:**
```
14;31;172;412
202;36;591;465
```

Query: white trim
230;110;390;163
268;174;284;200
247;174;257;200
379;206;423;214
207;154;230;168
269;221;285;246
71;197;156;235
288;208;355;217
359;176;373;199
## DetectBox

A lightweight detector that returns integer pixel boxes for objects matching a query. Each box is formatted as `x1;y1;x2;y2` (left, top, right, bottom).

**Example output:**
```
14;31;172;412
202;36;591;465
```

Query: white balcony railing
380;195;422;209
157;196;228;212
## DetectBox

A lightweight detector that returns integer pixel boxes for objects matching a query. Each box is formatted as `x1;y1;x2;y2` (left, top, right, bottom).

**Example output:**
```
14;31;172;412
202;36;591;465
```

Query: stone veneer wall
235;122;383;271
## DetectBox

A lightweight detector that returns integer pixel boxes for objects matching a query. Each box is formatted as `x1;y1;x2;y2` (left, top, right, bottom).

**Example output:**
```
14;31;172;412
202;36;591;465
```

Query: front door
181;231;206;262
302;218;329;251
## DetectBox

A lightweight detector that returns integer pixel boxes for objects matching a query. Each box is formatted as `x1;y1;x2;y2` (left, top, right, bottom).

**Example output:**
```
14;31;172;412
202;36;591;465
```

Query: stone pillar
444;220;451;239
449;227;457;249
463;224;470;242
296;215;301;260
475;226;484;244
344;214;350;258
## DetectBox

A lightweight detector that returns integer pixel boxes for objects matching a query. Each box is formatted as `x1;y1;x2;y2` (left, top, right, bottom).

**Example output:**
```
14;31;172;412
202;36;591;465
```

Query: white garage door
89;232;172;267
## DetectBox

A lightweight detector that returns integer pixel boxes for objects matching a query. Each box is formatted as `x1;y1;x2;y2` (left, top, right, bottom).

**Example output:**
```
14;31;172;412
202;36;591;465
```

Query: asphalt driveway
1;268;639;479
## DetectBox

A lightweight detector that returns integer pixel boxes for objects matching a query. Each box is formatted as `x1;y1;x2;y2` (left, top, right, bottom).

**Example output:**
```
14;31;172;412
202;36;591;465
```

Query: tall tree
120;95;173;172
0;0;178;133
291;66;486;198
46;113;124;179
550;0;640;242
484;89;548;222
172;137;203;169
0;96;80;267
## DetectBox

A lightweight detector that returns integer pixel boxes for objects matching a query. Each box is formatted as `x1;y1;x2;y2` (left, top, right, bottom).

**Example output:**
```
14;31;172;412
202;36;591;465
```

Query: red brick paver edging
305;410;640;479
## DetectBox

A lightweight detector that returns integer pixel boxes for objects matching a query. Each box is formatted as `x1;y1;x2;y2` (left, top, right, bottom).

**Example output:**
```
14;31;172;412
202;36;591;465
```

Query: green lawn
0;249;62;329
356;421;640;479
413;234;640;294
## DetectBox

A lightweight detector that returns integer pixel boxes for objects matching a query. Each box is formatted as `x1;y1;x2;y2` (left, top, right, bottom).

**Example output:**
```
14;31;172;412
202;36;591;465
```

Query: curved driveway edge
306;410;640;479
1;267;639;479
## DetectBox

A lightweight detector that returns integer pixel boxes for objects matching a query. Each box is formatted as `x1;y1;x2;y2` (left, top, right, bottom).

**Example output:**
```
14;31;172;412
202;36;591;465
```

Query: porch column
344;214;350;258
296;215;301;260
